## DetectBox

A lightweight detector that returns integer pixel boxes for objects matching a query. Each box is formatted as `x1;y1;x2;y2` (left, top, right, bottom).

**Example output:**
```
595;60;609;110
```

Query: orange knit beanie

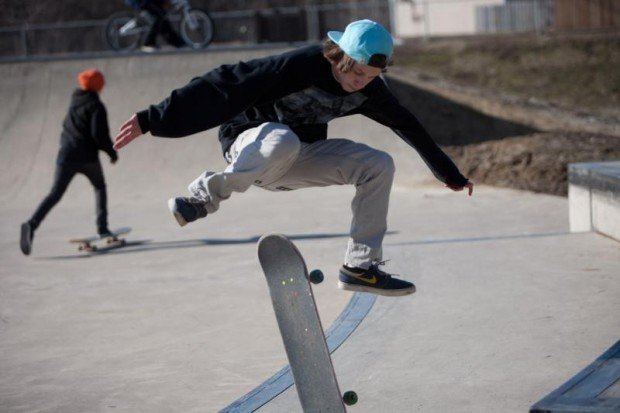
77;68;105;92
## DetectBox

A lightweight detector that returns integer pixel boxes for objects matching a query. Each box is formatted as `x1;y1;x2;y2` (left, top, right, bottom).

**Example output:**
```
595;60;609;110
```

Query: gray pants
189;122;395;269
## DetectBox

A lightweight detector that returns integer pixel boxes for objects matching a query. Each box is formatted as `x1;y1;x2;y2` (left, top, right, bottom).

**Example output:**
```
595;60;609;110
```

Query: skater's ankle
27;220;38;232
342;264;367;273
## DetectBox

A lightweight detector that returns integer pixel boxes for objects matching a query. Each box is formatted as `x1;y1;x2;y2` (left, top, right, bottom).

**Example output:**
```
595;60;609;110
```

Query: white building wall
393;0;504;37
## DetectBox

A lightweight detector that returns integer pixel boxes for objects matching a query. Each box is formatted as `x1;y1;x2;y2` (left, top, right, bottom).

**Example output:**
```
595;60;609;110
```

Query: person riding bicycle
125;0;184;51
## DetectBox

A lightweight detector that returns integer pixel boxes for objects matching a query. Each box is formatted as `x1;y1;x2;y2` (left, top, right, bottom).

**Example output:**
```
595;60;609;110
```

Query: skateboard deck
69;227;131;252
258;234;354;412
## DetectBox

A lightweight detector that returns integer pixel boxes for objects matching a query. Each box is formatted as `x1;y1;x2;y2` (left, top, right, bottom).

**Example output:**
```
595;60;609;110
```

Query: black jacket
57;89;117;165
137;45;468;187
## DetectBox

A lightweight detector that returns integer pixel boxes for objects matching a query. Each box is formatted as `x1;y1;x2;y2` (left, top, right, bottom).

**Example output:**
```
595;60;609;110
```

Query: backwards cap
327;19;393;66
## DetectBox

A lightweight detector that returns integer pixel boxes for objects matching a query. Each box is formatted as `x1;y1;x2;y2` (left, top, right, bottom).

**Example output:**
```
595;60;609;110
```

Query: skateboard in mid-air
258;234;357;412
69;227;131;252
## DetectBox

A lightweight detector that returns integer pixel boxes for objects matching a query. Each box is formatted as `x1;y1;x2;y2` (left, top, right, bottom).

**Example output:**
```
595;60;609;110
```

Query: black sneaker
338;261;416;296
20;222;34;256
168;197;208;227
98;229;114;239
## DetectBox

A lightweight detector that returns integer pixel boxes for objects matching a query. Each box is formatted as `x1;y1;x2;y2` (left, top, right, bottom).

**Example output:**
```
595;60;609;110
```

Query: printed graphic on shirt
274;87;367;128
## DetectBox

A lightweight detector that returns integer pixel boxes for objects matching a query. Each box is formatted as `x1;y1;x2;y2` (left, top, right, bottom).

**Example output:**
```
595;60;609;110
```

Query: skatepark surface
1;49;619;413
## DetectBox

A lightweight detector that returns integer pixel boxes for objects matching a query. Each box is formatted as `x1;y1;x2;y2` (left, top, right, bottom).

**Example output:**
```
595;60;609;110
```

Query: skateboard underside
69;227;131;252
258;234;346;412
76;237;126;252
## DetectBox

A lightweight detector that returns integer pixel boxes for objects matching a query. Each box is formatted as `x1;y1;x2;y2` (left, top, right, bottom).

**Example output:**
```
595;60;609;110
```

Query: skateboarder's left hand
446;181;474;196
114;114;143;150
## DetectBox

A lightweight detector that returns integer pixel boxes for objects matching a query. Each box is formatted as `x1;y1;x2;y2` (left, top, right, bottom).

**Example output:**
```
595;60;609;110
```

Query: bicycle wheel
104;11;145;51
180;9;215;49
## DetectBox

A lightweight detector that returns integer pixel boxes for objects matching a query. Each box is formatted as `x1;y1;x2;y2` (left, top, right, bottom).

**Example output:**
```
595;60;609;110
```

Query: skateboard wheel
308;269;324;284
343;390;358;405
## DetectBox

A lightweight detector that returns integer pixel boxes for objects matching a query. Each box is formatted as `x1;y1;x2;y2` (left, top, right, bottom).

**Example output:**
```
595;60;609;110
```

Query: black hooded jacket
136;45;468;187
57;89;117;164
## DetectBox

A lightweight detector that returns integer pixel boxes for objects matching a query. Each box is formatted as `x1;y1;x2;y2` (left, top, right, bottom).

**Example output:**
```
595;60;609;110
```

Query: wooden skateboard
258;234;357;412
69;227;131;252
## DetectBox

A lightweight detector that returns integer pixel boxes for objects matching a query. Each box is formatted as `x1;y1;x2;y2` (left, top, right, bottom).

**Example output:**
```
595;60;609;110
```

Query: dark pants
30;161;109;234
143;2;184;47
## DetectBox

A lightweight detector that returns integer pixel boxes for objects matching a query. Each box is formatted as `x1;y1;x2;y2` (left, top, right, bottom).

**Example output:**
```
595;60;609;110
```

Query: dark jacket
57;89;117;165
136;45;468;187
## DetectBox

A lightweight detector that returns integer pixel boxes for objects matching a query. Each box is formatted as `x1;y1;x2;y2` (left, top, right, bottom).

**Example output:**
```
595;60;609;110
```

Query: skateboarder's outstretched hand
113;114;143;150
446;181;474;196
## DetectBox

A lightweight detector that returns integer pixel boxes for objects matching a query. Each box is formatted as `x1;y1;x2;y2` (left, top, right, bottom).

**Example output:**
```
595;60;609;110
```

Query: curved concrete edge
219;292;377;413
568;161;620;241
530;339;620;413
0;41;314;64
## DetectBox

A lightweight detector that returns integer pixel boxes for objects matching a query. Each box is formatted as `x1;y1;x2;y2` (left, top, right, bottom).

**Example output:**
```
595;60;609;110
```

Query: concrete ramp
1;49;619;413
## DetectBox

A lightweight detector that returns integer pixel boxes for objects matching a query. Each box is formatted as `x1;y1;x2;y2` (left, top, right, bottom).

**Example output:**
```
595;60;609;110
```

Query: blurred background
1;0;618;57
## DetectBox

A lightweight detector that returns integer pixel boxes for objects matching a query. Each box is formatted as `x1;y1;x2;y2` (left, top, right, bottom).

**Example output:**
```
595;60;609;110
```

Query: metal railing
476;0;554;34
0;1;390;59
2;0;617;60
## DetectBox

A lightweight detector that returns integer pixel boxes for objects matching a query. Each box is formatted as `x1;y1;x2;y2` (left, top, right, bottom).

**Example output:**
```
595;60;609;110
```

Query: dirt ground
394;32;620;196
444;132;620;196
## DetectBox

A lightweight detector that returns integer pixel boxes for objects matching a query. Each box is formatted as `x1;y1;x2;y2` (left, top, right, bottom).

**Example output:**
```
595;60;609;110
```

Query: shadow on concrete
385;231;569;247
385;76;538;146
40;231;391;259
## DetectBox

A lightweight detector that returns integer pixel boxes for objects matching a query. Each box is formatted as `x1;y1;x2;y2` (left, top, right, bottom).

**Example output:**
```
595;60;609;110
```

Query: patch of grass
395;33;620;115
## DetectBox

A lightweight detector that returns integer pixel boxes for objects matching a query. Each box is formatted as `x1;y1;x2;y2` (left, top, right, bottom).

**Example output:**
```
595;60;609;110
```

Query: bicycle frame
172;0;200;30
118;0;197;37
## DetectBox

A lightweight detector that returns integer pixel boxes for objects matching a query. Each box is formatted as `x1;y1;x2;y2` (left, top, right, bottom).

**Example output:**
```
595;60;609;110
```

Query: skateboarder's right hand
113;114;143;150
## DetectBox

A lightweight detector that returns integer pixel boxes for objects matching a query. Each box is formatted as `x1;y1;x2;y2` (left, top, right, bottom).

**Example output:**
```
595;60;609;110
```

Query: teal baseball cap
327;19;393;66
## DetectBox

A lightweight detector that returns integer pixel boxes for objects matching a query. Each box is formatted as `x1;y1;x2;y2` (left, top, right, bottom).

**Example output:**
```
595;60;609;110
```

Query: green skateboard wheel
343;390;358;405
308;269;324;284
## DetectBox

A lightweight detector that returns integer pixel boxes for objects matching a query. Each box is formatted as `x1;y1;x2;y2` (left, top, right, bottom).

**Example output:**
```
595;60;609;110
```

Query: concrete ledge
530;340;620;413
569;161;620;241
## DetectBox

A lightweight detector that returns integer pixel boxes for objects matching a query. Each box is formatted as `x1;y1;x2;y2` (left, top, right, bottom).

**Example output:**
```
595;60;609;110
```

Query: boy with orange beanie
20;69;119;255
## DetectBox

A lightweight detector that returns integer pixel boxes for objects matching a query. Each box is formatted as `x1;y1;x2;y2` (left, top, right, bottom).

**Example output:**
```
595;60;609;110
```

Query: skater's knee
94;182;107;192
44;190;64;205
372;151;395;177
384;153;395;176
261;124;301;160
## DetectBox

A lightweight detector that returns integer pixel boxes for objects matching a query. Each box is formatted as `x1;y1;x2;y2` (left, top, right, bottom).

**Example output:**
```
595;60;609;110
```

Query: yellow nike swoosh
348;273;378;285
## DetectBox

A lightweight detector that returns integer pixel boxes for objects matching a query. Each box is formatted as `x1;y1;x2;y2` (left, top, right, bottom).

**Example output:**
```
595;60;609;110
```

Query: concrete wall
569;161;620;241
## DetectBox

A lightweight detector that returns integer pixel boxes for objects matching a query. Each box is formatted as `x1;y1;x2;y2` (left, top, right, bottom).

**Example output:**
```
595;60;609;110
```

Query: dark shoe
140;45;159;53
20;222;34;256
168;197;208;227
338;261;415;296
98;229;114;239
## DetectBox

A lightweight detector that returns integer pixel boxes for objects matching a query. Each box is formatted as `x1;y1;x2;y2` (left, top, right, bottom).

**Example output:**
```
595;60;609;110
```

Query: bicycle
104;0;214;51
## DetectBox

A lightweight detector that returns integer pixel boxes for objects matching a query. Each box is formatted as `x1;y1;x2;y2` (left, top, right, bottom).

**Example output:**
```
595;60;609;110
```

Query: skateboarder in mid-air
113;19;474;296
20;69;118;256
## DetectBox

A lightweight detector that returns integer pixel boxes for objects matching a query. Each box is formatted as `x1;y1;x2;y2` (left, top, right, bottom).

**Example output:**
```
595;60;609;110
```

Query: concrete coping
568;161;620;241
530;339;620;413
569;162;620;197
